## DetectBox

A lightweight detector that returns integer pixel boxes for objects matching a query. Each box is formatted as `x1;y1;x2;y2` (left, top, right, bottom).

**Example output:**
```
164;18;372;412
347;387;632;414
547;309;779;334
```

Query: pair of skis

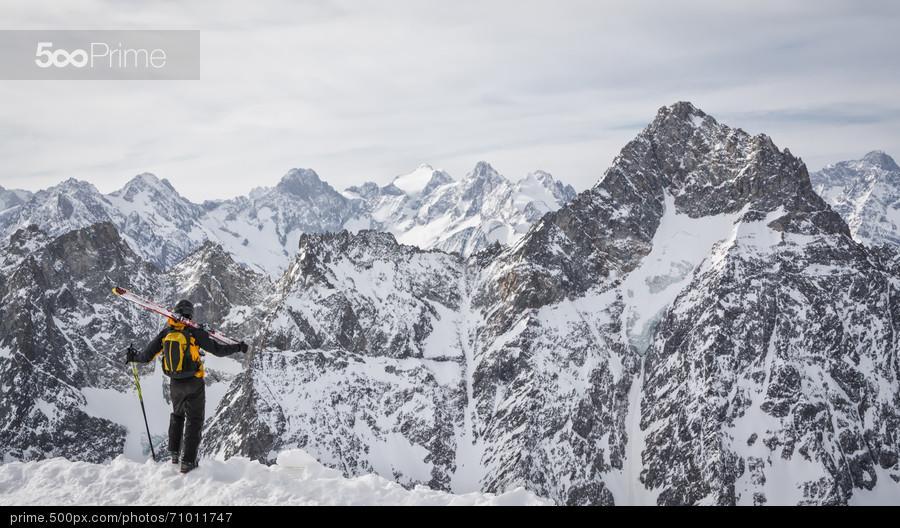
112;286;240;345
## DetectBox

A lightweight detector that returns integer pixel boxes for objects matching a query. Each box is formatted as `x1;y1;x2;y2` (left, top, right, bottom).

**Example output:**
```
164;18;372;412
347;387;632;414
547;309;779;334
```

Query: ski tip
112;286;126;296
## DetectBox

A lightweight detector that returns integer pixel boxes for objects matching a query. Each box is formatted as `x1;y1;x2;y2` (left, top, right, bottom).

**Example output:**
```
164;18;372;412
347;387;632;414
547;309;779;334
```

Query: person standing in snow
125;299;249;474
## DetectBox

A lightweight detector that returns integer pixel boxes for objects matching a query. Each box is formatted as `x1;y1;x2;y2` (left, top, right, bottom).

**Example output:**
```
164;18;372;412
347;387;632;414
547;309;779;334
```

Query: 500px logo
0;30;198;79
34;41;168;69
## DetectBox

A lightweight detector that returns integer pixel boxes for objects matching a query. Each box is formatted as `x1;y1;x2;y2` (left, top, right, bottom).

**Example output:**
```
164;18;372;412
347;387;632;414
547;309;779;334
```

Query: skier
125;299;249;473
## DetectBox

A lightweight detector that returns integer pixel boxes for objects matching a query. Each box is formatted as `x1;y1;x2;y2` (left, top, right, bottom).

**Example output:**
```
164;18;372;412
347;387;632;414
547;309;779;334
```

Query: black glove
124;344;137;364
238;341;249;353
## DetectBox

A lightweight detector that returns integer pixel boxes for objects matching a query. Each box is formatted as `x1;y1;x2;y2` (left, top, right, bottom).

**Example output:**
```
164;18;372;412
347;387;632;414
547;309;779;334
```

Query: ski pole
128;347;157;462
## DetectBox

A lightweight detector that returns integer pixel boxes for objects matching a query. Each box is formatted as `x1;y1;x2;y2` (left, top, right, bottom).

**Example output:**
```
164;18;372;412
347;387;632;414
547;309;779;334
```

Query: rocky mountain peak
296;228;405;259
51;178;102;195
275;168;334;197
345;181;383;200
421;169;454;196
811;150;900;248
43;221;149;279
467;161;502;182
461;161;506;200
114;172;177;198
191;239;233;260
861;150;899;171
169;239;267;327
623;102;824;219
499;102;847;322
529;169;554;184
654;100;707;126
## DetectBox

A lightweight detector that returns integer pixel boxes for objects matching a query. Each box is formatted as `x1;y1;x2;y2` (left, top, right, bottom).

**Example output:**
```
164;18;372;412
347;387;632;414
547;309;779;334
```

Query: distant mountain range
0;163;576;275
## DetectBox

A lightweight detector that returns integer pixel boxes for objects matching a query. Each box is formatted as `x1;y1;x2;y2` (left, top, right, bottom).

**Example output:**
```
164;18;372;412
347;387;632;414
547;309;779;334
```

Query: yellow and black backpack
159;322;204;379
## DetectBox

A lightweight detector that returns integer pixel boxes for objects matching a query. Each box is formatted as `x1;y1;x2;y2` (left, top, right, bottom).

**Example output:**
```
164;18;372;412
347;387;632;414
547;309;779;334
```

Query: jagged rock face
106;173;210;269
205;102;900;505
472;102;894;505
811;151;900;249
166;240;269;334
0;223;160;462
642;208;900;505
497;104;844;323
348;163;577;258
203;231;466;491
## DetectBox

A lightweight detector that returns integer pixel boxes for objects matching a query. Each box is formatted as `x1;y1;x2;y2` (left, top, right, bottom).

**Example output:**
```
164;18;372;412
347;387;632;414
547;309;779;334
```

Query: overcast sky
1;0;898;201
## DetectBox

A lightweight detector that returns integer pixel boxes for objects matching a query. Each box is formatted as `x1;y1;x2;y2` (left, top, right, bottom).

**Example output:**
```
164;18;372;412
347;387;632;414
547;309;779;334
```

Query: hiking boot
170;452;179;465
180;460;198;474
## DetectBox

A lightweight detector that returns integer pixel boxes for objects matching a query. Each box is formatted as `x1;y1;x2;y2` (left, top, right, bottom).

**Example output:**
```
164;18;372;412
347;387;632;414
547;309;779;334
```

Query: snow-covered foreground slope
0;450;549;506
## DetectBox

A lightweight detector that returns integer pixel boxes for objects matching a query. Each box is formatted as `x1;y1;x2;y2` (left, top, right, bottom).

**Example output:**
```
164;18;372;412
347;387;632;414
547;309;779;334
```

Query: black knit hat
173;299;194;319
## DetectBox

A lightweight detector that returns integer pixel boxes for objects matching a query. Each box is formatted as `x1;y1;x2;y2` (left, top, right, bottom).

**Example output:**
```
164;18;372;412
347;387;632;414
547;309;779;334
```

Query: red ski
112;286;240;346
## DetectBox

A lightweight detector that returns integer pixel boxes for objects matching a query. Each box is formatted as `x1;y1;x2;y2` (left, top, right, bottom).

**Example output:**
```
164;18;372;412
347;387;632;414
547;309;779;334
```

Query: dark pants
168;377;205;464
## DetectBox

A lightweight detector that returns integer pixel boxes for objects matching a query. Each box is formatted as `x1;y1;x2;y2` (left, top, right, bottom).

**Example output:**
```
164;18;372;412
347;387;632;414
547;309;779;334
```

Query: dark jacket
135;321;241;379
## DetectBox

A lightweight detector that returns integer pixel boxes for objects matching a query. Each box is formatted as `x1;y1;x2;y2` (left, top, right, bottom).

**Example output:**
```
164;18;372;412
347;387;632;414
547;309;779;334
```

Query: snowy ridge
811;150;900;249
106;173;211;268
1;164;576;276
0;450;549;506
350;162;577;258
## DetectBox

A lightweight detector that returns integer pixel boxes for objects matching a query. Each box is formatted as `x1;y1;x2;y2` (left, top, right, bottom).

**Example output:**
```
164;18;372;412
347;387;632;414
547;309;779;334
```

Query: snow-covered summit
351;161;576;257
811;150;900;248
275;168;334;196
861;150;900;171
389;164;453;197
0;450;549;506
0;178;117;240
472;101;897;504
113;172;174;196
